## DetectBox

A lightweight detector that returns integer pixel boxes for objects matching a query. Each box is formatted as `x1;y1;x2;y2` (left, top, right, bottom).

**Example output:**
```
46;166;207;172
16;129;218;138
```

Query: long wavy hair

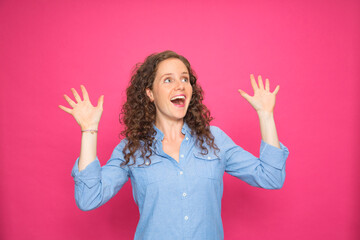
119;50;219;167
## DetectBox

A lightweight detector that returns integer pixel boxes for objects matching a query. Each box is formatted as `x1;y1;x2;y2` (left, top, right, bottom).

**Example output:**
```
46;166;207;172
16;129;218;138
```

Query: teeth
170;95;185;101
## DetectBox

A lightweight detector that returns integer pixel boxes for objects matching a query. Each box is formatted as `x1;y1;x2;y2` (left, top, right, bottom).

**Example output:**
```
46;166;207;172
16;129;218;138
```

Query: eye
182;77;189;82
164;78;171;83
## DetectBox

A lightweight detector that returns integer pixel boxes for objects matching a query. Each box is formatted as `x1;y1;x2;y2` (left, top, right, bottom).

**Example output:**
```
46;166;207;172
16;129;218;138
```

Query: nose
175;78;185;90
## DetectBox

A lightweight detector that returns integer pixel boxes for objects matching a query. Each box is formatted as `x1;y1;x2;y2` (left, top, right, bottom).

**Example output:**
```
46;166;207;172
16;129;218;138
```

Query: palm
238;74;280;113
59;85;104;130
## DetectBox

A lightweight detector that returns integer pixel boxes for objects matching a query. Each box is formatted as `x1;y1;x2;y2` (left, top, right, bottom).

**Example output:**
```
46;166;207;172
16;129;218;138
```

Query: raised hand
59;85;104;130
238;74;280;114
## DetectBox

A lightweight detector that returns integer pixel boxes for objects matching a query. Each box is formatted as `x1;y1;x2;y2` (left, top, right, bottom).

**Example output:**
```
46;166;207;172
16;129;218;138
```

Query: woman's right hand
59;85;104;130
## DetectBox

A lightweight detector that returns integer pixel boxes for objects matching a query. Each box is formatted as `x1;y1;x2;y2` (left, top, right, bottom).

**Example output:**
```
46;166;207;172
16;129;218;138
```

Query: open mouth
170;95;186;107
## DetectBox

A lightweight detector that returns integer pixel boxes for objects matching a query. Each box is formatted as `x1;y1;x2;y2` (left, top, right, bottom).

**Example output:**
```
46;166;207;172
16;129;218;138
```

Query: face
146;58;193;123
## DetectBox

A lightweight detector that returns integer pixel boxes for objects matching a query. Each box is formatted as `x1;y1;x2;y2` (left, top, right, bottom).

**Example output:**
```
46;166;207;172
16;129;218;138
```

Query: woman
59;50;289;240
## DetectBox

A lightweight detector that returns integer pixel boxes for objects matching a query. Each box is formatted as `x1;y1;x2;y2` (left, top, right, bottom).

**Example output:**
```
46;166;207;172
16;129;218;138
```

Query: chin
172;111;187;120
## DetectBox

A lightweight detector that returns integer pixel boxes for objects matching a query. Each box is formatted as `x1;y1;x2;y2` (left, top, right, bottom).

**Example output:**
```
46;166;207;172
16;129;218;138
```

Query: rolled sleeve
71;157;101;189
70;140;130;211
259;139;289;170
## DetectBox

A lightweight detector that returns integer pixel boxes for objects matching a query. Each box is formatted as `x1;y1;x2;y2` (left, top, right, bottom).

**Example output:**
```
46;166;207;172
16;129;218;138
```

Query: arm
59;85;129;210
71;141;130;211
59;85;104;171
213;126;289;189
238;74;281;148
257;111;280;149
222;74;289;189
79;130;98;171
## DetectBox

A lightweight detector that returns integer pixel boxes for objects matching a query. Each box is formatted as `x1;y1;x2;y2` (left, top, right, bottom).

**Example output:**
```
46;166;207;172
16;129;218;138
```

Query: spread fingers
258;75;264;90
80;85;90;102
63;94;76;108
265;78;270;91
250;74;259;92
58;105;72;114
71;88;82;103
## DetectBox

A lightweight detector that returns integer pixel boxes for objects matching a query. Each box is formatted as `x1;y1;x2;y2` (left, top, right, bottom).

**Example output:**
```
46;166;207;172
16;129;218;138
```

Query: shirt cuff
259;139;289;170
71;157;101;188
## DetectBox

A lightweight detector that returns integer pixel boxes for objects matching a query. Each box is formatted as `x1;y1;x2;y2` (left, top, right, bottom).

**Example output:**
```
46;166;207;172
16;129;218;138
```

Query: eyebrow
159;72;189;79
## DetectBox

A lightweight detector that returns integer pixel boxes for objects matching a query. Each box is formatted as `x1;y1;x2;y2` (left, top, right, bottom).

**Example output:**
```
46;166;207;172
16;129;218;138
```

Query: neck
155;118;185;142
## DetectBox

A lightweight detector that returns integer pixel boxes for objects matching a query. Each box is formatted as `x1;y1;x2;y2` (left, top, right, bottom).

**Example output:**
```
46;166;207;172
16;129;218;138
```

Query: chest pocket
193;152;224;181
130;158;168;185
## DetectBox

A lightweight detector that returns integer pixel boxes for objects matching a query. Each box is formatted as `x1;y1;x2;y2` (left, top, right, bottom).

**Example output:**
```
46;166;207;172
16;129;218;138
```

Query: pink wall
1;0;359;239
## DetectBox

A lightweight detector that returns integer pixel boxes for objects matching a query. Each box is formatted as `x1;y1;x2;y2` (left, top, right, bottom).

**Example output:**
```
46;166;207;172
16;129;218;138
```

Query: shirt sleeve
70;140;130;211
212;126;290;189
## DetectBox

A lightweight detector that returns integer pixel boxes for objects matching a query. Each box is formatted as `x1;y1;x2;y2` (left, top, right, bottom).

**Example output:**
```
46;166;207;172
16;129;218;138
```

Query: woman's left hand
238;74;280;114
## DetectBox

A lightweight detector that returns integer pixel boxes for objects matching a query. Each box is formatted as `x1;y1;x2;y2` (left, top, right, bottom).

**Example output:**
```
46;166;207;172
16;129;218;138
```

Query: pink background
1;0;359;239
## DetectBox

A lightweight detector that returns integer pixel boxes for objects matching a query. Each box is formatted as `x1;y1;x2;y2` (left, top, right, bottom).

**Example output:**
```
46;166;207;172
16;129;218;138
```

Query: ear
146;88;154;102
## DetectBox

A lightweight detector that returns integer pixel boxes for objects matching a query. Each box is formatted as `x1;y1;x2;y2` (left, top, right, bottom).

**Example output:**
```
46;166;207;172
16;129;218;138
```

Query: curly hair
119;50;219;167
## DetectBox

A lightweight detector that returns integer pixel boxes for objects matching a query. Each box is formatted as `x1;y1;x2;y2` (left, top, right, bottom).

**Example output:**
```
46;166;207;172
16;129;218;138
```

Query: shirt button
186;137;189;140
184;216;189;220
207;156;211;160
182;192;187;197
180;154;184;158
179;171;183;175
145;161;150;165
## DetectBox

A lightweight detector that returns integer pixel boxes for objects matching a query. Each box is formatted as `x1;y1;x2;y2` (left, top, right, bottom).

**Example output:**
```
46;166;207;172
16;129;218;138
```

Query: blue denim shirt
71;122;289;240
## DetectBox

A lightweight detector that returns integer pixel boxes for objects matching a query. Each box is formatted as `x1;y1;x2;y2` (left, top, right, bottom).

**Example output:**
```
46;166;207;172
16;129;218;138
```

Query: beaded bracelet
81;129;98;134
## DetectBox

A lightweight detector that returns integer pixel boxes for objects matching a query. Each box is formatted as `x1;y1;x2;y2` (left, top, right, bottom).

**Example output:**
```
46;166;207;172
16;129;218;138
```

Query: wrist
80;124;99;131
81;124;98;134
257;110;274;119
81;129;98;134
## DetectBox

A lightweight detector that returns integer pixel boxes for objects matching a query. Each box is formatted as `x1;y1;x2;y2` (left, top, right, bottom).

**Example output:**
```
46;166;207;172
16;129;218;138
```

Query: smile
170;95;186;107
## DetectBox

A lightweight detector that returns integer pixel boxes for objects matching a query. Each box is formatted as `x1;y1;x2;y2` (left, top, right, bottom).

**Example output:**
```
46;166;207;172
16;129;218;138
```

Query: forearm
79;131;98;171
257;111;280;149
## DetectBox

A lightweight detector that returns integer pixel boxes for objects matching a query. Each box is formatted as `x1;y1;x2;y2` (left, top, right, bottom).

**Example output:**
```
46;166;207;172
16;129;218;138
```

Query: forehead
156;58;188;77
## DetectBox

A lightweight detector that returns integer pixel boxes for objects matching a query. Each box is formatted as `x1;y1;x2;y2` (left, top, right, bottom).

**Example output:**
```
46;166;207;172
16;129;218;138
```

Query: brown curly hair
119;50;219;167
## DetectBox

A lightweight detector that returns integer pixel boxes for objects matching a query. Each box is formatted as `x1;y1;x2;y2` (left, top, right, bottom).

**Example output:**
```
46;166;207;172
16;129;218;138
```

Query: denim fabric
71;122;289;240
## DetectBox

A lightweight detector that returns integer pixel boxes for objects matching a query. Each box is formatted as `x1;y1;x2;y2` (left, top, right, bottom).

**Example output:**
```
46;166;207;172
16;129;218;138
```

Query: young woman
59;50;289;240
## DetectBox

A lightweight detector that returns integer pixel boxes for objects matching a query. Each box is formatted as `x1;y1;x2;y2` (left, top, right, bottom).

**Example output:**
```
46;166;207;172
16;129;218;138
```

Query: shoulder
112;138;144;165
112;138;138;159
209;125;226;137
114;138;128;151
108;138;127;159
113;138;141;154
209;125;234;146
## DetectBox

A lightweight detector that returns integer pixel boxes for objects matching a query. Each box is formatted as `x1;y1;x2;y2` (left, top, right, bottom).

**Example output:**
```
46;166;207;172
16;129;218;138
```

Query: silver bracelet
81;129;98;134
